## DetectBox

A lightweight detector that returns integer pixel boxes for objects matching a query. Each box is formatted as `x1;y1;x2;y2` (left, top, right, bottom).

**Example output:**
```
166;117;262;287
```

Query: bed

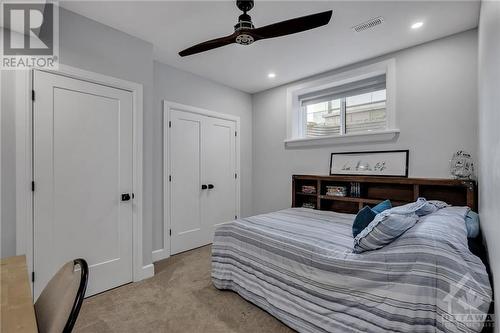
211;176;492;333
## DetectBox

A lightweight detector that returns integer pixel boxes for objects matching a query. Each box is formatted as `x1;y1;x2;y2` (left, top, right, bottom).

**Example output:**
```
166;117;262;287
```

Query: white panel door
169;110;205;254
169;108;237;255
203;117;237;240
33;70;133;299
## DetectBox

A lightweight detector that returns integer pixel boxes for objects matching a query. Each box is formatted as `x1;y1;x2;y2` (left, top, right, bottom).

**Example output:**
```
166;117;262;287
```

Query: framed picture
330;150;409;177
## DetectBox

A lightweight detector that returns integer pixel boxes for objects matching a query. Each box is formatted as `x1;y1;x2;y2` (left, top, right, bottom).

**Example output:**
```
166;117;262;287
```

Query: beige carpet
74;245;294;333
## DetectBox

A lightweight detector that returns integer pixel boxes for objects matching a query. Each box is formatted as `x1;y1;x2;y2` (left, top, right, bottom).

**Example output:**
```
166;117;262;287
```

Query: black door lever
208;184;214;189
201;184;208;190
121;193;131;201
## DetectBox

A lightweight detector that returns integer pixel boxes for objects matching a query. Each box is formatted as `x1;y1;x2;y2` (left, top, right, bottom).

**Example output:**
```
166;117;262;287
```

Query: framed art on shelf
330;150;409;177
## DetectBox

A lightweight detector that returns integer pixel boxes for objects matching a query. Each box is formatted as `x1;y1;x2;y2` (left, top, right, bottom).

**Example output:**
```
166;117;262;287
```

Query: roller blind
299;74;386;107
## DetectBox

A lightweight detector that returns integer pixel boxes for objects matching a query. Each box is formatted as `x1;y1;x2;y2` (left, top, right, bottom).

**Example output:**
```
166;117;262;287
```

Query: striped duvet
211;207;492;333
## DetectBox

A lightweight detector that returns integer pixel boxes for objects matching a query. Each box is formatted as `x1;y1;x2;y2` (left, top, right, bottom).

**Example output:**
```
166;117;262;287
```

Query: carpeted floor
74;245;294;333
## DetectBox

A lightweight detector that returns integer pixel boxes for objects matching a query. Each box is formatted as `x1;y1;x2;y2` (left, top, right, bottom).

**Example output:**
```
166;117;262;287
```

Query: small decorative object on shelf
326;185;347;197
302;202;315;209
350;182;361;197
301;185;317;194
450;151;474;179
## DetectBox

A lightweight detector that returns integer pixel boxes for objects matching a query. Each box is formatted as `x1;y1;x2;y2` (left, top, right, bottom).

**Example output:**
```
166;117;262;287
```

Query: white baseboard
139;264;155;280
152;248;170;263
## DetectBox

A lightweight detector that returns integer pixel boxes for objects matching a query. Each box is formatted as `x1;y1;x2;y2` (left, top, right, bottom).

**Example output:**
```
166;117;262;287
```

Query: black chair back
63;259;88;332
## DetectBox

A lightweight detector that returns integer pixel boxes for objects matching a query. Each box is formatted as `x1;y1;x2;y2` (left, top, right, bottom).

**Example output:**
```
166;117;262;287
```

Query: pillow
372;199;392;214
353;198;433;253
465;210;480;238
427;200;450;209
393;197;447;217
352;206;377;238
352;200;392;237
415;203;438;216
353;212;419;253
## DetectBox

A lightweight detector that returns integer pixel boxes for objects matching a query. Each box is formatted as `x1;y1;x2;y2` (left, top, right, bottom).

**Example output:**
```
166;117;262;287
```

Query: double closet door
169;109;238;254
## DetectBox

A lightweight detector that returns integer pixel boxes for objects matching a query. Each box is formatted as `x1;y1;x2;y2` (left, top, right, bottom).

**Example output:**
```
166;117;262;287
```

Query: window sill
284;129;400;148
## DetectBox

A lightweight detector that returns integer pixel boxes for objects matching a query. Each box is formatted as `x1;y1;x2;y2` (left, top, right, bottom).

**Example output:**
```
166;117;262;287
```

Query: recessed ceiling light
411;21;424;29
268;72;276;79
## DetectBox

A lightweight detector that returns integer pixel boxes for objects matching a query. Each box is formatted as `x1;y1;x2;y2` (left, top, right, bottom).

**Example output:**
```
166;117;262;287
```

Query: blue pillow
372;200;392;214
465;211;480;238
352;206;376;238
352;200;392;238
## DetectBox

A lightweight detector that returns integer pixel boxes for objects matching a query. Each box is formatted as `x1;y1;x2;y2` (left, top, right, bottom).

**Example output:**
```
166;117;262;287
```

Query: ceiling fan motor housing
234;12;255;45
235;34;254;45
236;0;254;13
234;13;254;30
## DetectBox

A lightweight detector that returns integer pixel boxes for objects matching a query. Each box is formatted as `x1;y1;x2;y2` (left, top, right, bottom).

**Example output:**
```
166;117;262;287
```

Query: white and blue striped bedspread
212;207;492;333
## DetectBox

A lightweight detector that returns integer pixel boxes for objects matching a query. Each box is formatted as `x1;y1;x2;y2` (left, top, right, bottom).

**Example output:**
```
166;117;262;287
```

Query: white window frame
285;59;399;148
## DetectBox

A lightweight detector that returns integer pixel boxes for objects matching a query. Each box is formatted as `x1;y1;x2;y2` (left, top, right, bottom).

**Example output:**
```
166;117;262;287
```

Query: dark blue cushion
352;206;377;238
372;199;392;214
352;200;392;238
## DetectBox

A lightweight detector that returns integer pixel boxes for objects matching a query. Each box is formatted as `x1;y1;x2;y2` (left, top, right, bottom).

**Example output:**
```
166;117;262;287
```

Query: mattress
211;207;492;333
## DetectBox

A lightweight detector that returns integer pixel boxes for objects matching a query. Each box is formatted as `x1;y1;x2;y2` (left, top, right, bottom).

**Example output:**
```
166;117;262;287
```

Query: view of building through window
306;99;341;136
305;89;387;137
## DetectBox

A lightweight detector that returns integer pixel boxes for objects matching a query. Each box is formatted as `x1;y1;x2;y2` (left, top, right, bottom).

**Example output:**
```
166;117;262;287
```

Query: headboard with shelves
292;175;476;214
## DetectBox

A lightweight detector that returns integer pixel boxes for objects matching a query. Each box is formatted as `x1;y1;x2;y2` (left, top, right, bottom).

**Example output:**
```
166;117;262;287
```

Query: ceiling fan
179;0;333;57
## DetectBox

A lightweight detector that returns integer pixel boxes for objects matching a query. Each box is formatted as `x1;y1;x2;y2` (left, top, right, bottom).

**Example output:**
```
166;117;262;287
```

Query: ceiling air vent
352;17;384;33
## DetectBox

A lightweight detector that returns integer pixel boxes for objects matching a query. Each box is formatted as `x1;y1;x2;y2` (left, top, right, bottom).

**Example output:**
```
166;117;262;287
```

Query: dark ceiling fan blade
251;10;333;41
179;33;237;57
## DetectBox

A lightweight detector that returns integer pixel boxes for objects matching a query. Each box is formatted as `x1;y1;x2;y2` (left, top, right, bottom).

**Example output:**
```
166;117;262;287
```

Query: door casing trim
15;64;149;295
157;101;241;262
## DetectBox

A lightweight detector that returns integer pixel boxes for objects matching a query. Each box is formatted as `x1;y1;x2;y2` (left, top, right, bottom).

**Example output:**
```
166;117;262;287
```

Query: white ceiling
60;1;480;93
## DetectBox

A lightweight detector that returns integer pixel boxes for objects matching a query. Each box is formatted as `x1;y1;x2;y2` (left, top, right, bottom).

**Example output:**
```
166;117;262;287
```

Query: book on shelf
325;185;347;197
350;182;361;197
301;185;316;194
302;202;315;209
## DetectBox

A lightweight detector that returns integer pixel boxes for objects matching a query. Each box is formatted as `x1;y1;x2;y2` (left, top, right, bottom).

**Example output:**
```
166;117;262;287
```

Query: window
305;99;341;136
301;75;387;137
285;59;398;147
346;89;386;134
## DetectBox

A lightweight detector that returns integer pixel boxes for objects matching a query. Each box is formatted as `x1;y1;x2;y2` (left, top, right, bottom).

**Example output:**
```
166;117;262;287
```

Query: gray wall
252;30;478;214
0;9;253;263
0;8;156;265
478;1;500;330
59;8;155;265
1;70;16;258
153;61;253;252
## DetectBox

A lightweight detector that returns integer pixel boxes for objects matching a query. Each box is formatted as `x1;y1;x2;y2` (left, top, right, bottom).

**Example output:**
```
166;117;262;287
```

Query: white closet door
33;70;133;299
169;110;205;254
168;107;238;255
203;117;237;240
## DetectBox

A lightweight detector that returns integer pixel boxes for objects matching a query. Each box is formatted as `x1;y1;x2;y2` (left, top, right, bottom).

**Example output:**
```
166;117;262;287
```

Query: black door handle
208;184;214;189
121;193;131;201
201;184;208;190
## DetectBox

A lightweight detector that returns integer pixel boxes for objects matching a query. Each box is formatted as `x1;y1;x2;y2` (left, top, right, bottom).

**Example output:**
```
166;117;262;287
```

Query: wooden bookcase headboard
292;175;476;214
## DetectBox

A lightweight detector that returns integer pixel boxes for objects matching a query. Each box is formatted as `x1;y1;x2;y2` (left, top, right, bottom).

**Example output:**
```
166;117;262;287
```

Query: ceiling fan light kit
179;0;333;57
